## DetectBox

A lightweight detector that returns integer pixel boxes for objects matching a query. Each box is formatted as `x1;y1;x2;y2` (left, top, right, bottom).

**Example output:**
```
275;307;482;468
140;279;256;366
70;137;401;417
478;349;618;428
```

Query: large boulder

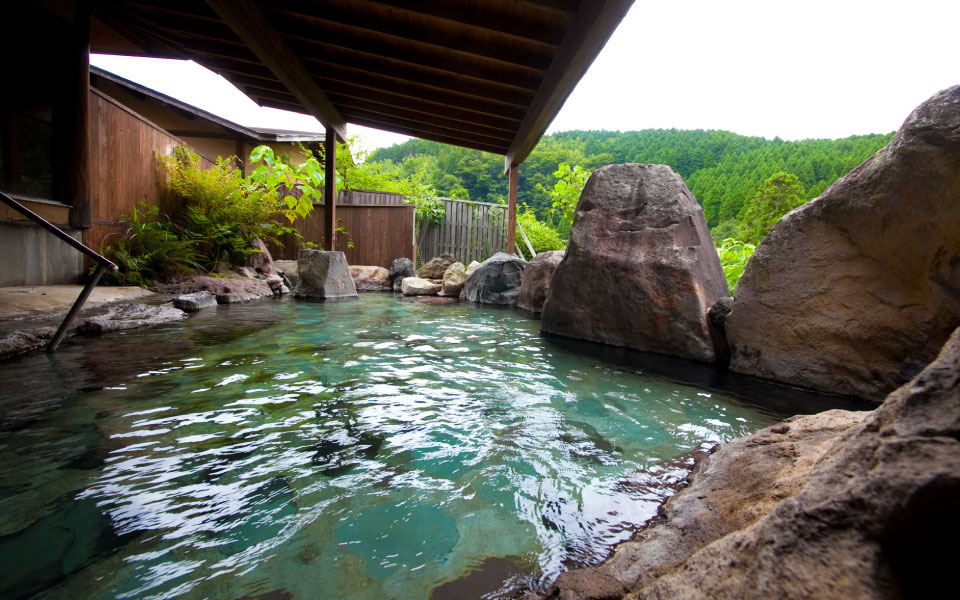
417;253;457;279
294;250;358;300
540;164;729;362
440;262;467;297
349;265;392;292
636;328;960;599
726;86;960;401
517;250;564;314
540;328;960;600
401;277;441;296
463;252;527;305
245;238;277;276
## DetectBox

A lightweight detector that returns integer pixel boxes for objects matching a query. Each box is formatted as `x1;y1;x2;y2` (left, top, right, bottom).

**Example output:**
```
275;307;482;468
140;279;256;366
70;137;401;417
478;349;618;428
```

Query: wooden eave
89;0;634;165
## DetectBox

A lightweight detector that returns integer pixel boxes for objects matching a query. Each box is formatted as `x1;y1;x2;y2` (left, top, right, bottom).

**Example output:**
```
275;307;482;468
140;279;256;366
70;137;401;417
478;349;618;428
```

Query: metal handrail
1;191;118;352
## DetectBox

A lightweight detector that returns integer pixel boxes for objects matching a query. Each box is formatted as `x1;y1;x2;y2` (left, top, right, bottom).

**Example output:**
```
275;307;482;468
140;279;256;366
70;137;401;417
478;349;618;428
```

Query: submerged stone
541;163;728;362
295;250;358;300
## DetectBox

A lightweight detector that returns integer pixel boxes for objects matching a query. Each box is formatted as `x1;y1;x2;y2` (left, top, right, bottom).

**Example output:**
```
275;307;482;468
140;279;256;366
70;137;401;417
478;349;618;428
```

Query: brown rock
417;253;457;279
726;86;960;401
348;265;392;292
153;276;274;304
517;250;564;314
246;237;277;276
295;250;358;300
440;262;466;296
621;327;960;599
540;164;728;362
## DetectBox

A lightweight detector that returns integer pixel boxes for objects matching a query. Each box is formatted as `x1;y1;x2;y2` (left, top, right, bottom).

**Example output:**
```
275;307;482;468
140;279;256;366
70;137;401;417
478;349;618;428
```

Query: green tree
737;172;806;244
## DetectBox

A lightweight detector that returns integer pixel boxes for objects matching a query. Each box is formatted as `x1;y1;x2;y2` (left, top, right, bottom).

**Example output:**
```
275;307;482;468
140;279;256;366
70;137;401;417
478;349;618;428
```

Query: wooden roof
89;0;634;168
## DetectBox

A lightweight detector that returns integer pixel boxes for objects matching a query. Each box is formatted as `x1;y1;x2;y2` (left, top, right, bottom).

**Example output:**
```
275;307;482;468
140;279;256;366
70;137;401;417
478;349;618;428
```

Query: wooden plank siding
84;88;214;254
83;88;412;269
267;203;415;268
419;198;508;265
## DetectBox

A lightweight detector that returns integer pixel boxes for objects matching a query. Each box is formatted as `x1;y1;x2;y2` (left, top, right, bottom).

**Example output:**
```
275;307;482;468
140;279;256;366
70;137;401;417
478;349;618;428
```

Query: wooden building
1;0;635;284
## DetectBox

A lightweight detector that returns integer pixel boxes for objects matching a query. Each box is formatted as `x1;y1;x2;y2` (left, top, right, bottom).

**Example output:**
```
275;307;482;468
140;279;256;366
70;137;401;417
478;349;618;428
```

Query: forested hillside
367;129;893;239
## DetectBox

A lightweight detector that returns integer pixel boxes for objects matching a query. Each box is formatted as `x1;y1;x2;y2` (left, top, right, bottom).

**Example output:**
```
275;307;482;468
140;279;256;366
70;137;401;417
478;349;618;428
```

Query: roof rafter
504;0;633;170
204;0;347;140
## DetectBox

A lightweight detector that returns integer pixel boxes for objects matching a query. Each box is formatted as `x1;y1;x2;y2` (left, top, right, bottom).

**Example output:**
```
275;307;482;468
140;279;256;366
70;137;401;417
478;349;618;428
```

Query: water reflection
0;296;785;600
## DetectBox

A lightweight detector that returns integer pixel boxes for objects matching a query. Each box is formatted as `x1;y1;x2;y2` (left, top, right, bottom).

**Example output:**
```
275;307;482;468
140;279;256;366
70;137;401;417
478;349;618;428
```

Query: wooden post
66;2;91;229
506;163;518;254
323;126;336;250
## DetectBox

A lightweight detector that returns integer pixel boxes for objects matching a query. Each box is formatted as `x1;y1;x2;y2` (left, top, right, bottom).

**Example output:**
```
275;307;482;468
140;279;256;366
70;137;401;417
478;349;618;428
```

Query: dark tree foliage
367;129;893;236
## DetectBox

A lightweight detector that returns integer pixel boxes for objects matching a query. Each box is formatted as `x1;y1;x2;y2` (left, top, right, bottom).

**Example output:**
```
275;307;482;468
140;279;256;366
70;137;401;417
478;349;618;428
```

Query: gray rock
463;252;527;305
0;330;49;359
401;277;441;296
517;250;564;314
263;274;285;293
274;260;299;290
392;277;405;293
540;163;729;362
389;257;416;280
294;250;358;300
77;303;187;335
440;262;466;296
245;237;277;276
349;265;392;291
173;291;217;312
417;253;457;279
726;85;960;401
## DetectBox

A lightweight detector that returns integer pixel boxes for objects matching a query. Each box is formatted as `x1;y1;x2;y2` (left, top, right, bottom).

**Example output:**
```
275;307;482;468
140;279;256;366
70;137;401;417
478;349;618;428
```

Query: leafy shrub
99;202;202;287
158;146;297;267
716;237;756;291
515;206;564;260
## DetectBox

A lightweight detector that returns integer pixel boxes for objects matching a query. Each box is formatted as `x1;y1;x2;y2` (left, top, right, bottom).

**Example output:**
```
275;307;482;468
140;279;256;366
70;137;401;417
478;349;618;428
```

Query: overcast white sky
92;0;959;152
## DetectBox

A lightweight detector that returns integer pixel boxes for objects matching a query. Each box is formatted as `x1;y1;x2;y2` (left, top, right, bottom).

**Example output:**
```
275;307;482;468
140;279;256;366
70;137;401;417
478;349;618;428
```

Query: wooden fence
268;202;415;268
419;198;508;265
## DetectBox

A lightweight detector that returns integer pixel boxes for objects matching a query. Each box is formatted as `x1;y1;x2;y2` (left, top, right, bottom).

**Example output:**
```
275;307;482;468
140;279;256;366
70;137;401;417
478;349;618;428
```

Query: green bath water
0;294;783;599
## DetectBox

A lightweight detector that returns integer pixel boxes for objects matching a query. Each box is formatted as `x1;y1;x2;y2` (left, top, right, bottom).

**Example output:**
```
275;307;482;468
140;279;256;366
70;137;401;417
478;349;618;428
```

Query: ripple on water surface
0;295;781;600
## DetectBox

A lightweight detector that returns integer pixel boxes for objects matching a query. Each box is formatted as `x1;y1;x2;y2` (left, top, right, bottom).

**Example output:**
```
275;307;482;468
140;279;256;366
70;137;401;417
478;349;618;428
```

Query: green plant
535;162;591;237
98;202;202;287
716;237;756;291
515;205;564;260
158;146;298;268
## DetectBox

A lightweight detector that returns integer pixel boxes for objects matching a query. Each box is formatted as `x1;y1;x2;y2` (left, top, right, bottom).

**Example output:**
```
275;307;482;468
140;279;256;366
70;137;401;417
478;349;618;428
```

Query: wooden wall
84;88;212;253
269;203;415;268
419;198;508;265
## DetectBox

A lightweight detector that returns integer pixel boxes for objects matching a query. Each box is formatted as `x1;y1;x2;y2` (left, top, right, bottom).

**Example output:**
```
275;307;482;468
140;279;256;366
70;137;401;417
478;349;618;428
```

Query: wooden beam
66;2;92;229
324;126;336;251
504;0;635;172
204;0;347;140
266;4;554;70
506;164;518;254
